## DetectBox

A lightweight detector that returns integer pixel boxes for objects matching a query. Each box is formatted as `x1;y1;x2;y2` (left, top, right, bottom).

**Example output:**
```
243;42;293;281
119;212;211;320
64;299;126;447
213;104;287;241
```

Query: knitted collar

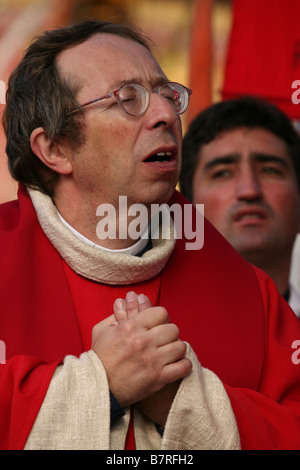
28;188;175;285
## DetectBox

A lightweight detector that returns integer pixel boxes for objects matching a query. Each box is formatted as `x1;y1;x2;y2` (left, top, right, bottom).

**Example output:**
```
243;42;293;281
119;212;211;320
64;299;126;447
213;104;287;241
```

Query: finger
92;313;119;339
135;306;170;330
113;298;127;322
161;357;193;384
149;323;180;347
157;339;187;364
137;294;152;312
125;291;140;317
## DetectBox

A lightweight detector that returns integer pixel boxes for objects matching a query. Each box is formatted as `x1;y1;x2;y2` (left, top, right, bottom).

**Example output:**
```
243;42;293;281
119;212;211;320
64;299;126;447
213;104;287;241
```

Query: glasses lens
118;84;148;116
159;83;190;114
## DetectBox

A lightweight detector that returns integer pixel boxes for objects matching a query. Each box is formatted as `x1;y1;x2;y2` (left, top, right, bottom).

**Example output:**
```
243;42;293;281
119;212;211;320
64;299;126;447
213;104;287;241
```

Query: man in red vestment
180;97;300;318
1;19;300;450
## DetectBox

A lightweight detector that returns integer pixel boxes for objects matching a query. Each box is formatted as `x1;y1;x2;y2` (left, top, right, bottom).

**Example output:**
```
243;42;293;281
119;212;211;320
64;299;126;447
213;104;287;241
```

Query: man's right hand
91;298;191;407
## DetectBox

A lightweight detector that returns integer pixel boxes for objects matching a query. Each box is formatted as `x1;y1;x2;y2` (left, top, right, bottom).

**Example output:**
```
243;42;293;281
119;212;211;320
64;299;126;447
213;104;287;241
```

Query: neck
53;182;150;251
56;209;150;256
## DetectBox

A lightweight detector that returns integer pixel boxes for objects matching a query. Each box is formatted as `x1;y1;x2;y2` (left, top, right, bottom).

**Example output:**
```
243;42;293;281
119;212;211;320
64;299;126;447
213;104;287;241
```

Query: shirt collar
56;209;150;256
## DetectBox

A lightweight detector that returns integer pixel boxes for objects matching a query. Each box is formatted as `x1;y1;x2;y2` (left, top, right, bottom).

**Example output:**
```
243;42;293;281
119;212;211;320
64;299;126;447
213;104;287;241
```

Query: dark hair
3;19;152;197
180;96;300;202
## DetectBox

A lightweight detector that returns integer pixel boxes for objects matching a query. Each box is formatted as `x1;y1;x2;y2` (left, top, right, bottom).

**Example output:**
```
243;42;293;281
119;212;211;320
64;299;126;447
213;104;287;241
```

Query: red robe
1;185;300;449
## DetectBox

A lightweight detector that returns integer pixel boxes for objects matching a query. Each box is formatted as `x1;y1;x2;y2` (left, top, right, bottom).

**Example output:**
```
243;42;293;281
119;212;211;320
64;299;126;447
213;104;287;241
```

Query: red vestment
0;185;300;449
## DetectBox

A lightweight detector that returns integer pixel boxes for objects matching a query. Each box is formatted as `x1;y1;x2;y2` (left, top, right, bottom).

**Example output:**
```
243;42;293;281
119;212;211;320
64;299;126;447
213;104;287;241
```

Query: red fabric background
222;0;300;119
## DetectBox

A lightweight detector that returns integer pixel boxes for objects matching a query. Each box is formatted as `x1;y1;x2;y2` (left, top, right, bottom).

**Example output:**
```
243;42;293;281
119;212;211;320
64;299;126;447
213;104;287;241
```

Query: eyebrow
110;78;140;89
203;154;239;171
252;153;290;169
109;77;169;91
203;152;290;172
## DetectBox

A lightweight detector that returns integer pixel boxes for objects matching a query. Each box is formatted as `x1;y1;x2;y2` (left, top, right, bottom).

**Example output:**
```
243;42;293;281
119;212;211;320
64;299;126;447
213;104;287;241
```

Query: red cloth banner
222;0;300;119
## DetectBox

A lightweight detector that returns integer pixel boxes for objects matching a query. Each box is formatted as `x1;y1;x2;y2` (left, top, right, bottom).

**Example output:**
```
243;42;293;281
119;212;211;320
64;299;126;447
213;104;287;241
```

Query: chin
148;190;176;208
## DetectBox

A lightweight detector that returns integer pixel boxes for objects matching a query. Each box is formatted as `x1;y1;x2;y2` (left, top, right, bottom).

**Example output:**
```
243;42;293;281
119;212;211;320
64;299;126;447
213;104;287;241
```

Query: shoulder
0;198;19;230
0;184;36;233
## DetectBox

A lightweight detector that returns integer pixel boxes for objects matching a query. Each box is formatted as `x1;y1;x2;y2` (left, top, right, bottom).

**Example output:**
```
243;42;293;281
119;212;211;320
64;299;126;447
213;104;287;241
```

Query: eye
119;89;137;103
261;165;284;176
211;168;232;179
159;85;176;100
159;86;182;111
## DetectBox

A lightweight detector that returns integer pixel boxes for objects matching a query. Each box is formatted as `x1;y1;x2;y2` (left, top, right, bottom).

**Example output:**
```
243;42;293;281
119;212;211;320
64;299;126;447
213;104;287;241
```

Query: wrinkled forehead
56;33;166;93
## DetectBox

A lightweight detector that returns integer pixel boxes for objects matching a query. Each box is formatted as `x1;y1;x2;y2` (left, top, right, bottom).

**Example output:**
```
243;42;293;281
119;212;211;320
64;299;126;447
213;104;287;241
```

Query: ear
30;127;73;175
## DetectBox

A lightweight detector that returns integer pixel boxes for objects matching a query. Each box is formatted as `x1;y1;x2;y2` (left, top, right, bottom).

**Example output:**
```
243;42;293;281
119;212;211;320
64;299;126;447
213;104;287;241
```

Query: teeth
239;213;262;220
156;151;172;161
146;151;172;162
157;151;171;157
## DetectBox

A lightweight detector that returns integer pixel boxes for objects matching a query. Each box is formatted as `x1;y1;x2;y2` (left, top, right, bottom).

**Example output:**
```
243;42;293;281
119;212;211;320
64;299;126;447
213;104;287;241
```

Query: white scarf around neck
28;188;176;285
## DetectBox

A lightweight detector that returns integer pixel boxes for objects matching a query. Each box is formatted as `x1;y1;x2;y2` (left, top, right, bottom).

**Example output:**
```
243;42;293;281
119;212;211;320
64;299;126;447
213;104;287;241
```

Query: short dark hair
3;19;152;197
180;96;300;202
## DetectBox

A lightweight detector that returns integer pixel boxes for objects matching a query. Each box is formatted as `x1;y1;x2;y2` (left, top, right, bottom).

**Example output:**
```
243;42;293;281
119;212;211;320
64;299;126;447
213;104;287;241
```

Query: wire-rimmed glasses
69;82;192;116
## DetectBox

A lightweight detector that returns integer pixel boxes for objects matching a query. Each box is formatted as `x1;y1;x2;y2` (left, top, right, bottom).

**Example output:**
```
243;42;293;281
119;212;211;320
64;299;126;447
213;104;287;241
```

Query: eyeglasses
70;82;192;116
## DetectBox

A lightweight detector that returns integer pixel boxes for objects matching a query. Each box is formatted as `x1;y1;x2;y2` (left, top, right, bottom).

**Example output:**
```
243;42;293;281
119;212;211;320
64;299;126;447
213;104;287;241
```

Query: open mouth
237;213;264;221
233;208;268;224
144;151;173;163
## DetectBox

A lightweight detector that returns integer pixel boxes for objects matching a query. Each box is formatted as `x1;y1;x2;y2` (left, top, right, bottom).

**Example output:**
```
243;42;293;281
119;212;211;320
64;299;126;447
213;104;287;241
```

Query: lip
233;207;269;225
142;145;178;172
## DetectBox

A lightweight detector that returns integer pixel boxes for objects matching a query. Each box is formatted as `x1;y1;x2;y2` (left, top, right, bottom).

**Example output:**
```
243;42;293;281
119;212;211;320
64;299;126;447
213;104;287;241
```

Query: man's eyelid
260;163;287;176
257;159;290;175
211;167;233;178
204;158;237;173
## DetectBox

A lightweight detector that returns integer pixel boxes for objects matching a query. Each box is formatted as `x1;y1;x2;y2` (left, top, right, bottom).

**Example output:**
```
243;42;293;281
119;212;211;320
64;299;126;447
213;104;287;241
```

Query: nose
145;91;179;129
235;168;263;201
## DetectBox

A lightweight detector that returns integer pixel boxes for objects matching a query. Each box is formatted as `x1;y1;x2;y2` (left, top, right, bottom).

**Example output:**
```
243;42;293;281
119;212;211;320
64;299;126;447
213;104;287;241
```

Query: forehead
56;33;166;93
198;127;291;163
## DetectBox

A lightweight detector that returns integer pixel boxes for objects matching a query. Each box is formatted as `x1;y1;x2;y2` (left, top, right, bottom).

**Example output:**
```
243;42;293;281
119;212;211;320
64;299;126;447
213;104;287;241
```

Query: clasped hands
91;292;192;426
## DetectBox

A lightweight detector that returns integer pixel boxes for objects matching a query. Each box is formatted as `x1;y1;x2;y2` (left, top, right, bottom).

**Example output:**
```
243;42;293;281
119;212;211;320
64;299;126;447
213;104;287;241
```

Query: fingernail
114;298;124;310
137;294;147;304
126;291;137;302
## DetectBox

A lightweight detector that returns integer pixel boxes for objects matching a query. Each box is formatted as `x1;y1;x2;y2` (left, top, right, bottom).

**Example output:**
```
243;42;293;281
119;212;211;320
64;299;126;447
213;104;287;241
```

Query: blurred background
0;0;233;203
0;0;299;288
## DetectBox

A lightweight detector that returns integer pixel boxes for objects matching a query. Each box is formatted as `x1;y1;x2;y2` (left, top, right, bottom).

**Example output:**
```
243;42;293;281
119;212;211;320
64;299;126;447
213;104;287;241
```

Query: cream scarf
27;188;175;285
24;188;241;450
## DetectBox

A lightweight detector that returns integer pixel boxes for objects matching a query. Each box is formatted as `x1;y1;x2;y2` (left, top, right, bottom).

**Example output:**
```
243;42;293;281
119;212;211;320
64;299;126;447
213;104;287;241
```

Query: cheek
88;115;133;150
267;184;300;212
193;187;230;227
268;185;300;227
85;122;133;165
